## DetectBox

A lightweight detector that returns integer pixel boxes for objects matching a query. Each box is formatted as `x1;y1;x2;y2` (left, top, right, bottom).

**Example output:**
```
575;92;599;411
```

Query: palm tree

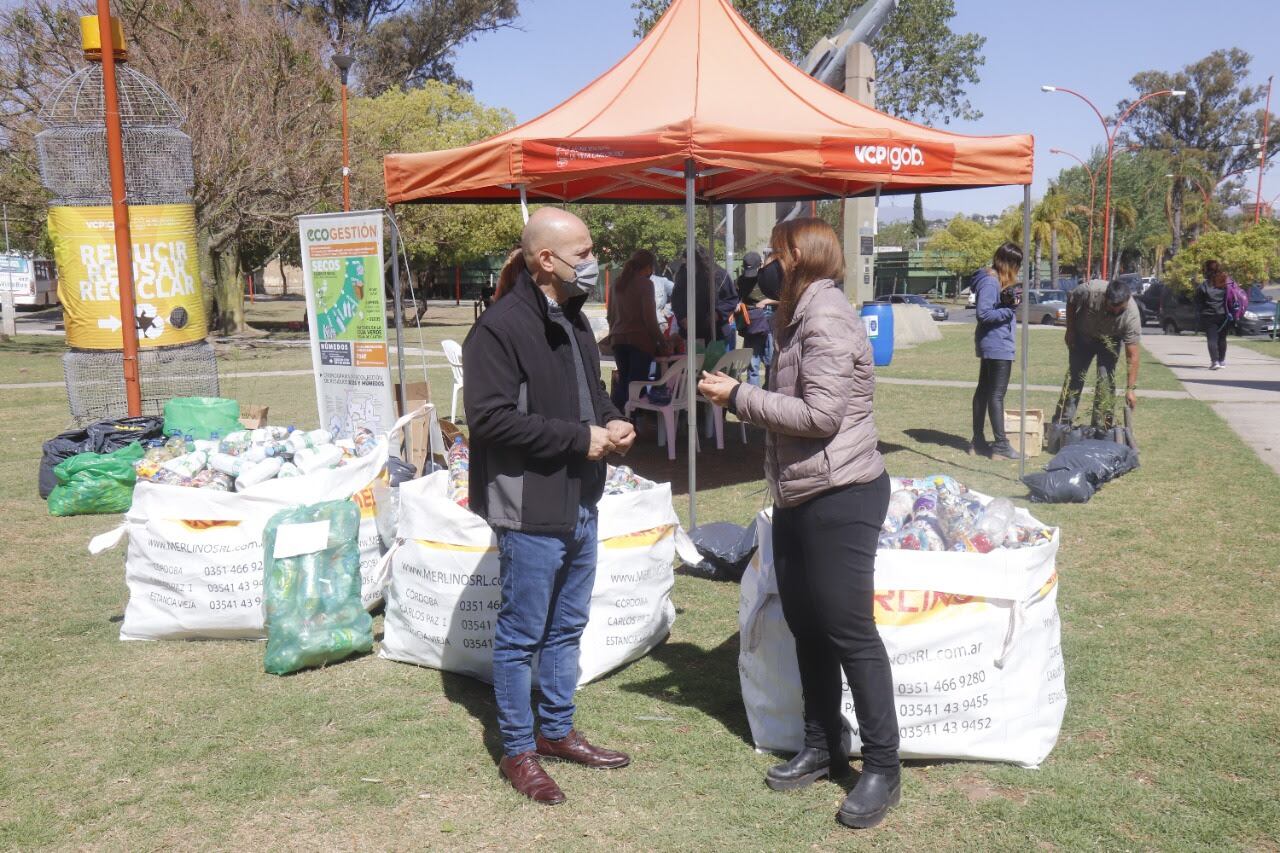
1034;188;1083;287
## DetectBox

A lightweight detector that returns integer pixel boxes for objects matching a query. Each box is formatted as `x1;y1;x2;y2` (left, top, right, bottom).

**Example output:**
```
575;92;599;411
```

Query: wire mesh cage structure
36;65;194;206
37;58;220;425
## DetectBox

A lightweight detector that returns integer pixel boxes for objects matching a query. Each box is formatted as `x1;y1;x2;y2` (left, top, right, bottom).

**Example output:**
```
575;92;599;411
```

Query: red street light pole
1042;85;1186;278
95;6;142;416
333;52;354;212
1049;147;1097;279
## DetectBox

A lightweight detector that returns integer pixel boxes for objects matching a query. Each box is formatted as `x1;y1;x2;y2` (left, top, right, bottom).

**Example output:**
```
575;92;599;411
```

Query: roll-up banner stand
298;210;397;439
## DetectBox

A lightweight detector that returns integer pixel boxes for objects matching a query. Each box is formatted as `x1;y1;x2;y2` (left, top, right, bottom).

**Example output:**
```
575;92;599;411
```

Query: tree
1031;188;1081;287
876;220;915;249
1164;222;1280;292
911;192;927;239
1118;49;1280;252
348;83;523;271
924;214;1002;281
578;205;689;270
283;0;519;94
0;0;341;334
632;0;986;123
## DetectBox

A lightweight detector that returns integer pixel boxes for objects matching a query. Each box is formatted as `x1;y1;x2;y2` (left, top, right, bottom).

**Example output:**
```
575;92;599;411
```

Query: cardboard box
239;404;269;429
395;382;433;471
1004;408;1044;458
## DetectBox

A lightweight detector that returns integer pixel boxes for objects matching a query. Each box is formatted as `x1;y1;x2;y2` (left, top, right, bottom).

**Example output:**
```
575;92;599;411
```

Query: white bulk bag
379;470;697;686
739;489;1065;768
90;409;426;640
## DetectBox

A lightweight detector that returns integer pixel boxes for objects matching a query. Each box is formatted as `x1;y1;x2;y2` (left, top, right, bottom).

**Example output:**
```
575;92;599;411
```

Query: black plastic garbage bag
1023;439;1138;503
386;457;417;486
38;416;164;499
689;520;757;582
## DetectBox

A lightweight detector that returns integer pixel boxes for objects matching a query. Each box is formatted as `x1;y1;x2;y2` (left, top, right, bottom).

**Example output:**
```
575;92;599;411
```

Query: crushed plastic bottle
235;456;283;492
295;444;344;474
882;490;916;534
446;436;470;507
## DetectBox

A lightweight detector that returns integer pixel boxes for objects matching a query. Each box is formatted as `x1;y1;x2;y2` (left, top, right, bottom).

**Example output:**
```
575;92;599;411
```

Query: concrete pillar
843;42;876;307
743;203;775;256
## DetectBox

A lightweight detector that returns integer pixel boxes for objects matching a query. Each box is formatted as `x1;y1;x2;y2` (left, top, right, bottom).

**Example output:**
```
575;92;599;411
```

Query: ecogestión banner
297;210;396;440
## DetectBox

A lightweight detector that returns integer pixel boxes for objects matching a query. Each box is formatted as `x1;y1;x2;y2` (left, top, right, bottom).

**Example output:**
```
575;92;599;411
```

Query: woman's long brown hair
493;247;525;301
772;217;844;335
616;249;655;295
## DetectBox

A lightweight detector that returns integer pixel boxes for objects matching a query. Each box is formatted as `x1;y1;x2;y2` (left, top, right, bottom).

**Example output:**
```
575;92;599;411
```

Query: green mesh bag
47;442;143;517
261;500;372;675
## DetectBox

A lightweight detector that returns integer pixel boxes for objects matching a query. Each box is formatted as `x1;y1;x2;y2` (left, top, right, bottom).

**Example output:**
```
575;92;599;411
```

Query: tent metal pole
725;202;735;277
685;159;698;527
519;185;529;224
1020;185;1031;480
707;202;716;353
389;207;408;460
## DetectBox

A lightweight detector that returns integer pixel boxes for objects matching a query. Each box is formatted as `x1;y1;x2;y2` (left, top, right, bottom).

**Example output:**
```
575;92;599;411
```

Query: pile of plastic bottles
879;474;1052;552
604;465;651;495
133;425;381;492
446;436;470;507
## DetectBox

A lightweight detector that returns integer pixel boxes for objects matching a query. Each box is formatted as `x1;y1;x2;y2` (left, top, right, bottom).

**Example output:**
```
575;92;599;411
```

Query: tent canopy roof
384;0;1033;206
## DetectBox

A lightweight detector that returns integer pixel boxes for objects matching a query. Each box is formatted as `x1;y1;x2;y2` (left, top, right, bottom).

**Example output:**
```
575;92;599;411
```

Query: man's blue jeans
493;505;598;757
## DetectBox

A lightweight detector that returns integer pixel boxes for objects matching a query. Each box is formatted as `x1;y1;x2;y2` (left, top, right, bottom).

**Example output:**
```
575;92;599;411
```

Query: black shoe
764;747;851;791
837;769;901;829
967;438;990;457
989;440;1022;460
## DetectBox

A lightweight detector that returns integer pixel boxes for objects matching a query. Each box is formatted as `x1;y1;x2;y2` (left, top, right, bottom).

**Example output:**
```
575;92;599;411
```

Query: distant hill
877;203;959;224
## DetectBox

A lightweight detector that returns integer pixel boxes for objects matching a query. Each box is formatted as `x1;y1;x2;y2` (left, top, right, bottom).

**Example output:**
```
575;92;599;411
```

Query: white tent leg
685;159;698;527
519;185;529;224
1020;185;1032;480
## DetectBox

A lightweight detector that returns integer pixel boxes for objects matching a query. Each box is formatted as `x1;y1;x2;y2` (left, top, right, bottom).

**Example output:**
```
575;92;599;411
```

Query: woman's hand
756;298;779;307
698;370;739;407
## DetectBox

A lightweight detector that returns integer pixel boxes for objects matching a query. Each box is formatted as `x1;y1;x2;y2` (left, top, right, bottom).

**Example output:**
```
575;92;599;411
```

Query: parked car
1023;289;1067;326
875;293;949;321
1139;282;1165;326
1239;285;1278;337
1160;284;1277;337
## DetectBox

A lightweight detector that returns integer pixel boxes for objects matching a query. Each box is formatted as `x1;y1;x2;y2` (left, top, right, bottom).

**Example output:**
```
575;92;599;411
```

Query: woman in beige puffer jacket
699;218;898;830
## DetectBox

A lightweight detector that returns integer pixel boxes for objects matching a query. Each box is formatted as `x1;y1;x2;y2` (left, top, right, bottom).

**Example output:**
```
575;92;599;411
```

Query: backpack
1224;278;1247;321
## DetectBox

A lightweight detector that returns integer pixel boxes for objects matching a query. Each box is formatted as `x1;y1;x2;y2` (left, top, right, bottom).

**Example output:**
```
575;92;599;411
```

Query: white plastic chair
623;359;698;461
699;348;753;449
442;339;465;423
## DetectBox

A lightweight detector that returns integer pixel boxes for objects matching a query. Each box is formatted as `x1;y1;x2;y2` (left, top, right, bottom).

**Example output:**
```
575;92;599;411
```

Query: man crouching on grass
463;207;637;805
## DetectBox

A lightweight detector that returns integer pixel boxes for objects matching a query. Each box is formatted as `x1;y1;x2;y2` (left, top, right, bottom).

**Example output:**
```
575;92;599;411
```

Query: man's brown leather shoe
498;751;566;805
535;729;631;769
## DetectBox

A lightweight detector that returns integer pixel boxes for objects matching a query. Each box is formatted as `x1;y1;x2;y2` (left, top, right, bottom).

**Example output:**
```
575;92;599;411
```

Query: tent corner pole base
685;158;698;529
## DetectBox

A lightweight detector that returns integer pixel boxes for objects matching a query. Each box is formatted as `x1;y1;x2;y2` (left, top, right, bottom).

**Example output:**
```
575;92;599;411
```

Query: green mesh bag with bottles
261;499;372;675
47;442;144;517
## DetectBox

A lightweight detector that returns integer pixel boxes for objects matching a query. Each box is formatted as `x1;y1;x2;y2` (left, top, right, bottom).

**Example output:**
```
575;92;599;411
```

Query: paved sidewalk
1140;333;1280;475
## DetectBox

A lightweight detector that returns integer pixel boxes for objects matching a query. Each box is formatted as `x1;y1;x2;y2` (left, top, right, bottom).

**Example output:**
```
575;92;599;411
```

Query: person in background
699;218;900;831
463;207;636;806
492;246;524;303
1194;259;1231;370
970;242;1024;460
736;250;777;386
1052;278;1141;430
651;268;675;337
606;249;668;411
671;249;735;347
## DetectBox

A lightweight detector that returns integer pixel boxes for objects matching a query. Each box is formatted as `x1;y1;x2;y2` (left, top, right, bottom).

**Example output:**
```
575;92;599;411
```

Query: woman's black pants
1204;316;1229;365
771;472;899;772
972;357;1013;444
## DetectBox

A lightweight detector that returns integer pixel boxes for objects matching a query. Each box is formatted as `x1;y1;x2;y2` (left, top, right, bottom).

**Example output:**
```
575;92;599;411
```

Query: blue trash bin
860;302;894;367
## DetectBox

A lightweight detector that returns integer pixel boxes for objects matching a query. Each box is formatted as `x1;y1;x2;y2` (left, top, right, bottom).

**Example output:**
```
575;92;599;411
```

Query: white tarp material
378;470;699;686
90;409;427;640
739;486;1065;768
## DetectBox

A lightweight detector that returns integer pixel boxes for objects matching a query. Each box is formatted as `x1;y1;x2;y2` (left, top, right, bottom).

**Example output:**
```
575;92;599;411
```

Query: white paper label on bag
273;521;331;559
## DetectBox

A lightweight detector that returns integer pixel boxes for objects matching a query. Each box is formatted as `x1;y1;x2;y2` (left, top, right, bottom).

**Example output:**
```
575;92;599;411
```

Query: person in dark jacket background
462;207;636;806
672;249;736;347
970;242;1023;459
1195;258;1231;370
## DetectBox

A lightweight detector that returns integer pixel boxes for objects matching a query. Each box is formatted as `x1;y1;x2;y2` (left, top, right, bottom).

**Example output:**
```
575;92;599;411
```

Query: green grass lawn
881;325;1185;393
3;327;1279;849
1230;337;1280;359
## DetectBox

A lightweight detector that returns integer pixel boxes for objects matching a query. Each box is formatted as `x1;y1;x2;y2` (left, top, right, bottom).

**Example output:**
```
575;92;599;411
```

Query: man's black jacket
462;270;624;534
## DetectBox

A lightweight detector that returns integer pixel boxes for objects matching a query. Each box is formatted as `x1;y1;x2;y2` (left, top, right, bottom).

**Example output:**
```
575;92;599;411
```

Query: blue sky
452;0;1280;215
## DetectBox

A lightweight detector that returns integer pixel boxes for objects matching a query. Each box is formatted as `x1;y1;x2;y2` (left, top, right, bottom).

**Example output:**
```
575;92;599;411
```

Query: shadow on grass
624;417;770;498
878;441;1023;485
619;634;753;745
903;428;970;452
441;670;505;764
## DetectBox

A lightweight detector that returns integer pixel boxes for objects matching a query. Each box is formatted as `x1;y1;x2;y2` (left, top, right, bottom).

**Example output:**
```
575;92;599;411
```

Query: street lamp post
1041;85;1185;278
1049;148;1096;279
1256;75;1273;225
333;52;355;212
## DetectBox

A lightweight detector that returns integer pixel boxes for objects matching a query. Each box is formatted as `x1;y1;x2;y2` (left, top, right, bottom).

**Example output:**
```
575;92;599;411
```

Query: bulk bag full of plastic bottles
739;478;1066;769
262;500;373;674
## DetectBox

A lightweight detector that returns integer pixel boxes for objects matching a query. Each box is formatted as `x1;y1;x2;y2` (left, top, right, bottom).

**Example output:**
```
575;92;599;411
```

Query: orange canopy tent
385;0;1037;522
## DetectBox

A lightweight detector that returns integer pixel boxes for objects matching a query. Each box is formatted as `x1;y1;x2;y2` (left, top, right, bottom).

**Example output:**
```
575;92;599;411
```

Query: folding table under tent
384;0;1037;526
